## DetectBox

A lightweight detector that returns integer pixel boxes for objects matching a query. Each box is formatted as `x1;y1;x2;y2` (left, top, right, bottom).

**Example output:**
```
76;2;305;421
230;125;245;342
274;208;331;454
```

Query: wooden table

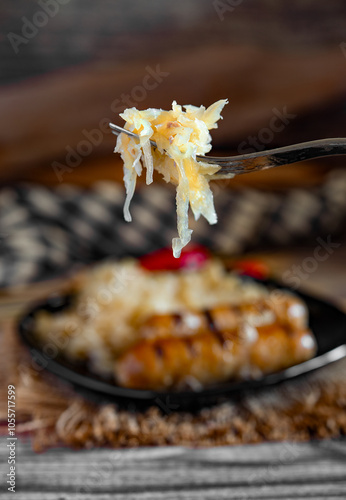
1;438;346;499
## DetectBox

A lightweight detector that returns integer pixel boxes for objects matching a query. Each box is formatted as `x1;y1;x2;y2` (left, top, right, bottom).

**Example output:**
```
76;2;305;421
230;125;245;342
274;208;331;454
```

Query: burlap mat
1;319;345;452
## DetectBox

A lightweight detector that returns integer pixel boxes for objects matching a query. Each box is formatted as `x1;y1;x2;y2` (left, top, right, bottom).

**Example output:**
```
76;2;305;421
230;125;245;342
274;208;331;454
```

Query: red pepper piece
140;245;210;271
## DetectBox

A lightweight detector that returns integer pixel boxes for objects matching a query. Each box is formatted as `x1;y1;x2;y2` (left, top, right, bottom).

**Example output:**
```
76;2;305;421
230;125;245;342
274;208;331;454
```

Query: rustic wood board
1;438;346;499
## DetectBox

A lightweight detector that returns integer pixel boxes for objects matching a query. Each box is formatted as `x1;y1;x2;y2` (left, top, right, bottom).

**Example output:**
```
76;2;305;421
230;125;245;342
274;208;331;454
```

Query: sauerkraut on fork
113;99;229;257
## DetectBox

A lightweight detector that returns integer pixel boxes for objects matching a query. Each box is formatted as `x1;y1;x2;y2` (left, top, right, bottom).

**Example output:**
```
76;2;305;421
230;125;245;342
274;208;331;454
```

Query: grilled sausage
115;293;316;390
139;294;308;340
115;330;246;390
115;325;316;390
246;324;316;378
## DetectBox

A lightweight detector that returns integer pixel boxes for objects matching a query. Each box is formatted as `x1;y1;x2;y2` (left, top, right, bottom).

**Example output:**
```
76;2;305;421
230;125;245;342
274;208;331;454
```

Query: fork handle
209;138;346;176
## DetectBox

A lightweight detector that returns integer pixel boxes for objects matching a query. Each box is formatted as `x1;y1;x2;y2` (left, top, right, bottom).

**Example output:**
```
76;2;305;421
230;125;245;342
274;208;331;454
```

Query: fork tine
109;123;138;139
109;123;158;149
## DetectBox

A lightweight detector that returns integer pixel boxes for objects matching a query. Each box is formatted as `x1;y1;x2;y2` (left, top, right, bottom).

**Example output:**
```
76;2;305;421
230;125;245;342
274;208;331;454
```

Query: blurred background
1;1;346;474
1;0;346;285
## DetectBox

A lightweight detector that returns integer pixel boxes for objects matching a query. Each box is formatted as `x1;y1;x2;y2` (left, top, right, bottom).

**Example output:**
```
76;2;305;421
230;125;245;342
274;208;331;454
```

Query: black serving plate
18;279;346;411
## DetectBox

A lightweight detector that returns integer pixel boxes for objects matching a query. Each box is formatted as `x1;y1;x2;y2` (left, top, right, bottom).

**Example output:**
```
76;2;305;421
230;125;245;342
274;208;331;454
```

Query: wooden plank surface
1;438;346;499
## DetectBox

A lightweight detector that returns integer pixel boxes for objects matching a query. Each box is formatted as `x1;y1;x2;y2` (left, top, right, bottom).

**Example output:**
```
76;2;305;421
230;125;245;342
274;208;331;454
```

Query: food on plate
115;295;316;390
113;100;229;257
34;250;317;391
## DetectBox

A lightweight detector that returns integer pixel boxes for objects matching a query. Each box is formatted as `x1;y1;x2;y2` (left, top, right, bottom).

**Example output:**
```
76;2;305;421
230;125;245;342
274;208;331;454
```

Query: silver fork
109;123;346;177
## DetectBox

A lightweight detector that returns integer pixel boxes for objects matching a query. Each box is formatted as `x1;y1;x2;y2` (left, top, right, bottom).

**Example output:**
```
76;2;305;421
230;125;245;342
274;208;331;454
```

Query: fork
109;123;346;177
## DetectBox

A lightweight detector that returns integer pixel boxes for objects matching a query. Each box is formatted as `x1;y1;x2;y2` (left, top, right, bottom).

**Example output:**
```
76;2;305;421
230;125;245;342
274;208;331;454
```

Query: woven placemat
1;172;346;287
1;319;345;452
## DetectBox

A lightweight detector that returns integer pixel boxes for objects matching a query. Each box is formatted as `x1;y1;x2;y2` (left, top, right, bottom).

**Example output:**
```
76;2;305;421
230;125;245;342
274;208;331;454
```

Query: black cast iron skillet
18;278;346;411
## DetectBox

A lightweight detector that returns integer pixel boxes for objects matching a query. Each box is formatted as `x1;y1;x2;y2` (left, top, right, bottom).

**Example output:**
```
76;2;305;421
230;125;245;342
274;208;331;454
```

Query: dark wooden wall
1;0;346;186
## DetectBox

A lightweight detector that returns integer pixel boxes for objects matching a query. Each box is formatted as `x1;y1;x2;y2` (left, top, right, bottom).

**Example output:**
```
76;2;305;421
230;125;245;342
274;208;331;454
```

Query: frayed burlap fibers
1;320;345;452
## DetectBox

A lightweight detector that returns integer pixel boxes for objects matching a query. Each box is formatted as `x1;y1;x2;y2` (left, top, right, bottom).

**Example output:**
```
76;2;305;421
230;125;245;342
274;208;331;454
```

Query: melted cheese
114;99;228;257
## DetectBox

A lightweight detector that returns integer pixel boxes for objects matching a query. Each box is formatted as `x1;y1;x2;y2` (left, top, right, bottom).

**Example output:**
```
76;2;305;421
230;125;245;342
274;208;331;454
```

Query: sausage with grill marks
115;294;316;390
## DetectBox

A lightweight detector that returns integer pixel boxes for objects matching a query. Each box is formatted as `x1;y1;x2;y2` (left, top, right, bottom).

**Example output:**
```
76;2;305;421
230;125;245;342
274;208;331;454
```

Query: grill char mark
203;309;227;346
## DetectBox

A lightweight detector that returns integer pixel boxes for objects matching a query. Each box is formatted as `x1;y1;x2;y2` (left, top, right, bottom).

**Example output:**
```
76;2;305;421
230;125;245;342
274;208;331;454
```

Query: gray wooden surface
1;437;346;499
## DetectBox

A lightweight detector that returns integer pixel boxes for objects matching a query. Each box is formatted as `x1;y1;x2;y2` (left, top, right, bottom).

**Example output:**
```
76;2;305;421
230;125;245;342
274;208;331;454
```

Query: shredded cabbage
114;99;228;257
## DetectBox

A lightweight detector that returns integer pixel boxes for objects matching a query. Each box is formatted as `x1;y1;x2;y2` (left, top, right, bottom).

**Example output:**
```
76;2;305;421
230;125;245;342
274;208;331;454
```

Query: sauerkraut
114;100;228;257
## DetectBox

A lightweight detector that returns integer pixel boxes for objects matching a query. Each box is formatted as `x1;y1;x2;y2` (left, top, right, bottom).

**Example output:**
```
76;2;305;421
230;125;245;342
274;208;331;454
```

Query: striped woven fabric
1;170;346;287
